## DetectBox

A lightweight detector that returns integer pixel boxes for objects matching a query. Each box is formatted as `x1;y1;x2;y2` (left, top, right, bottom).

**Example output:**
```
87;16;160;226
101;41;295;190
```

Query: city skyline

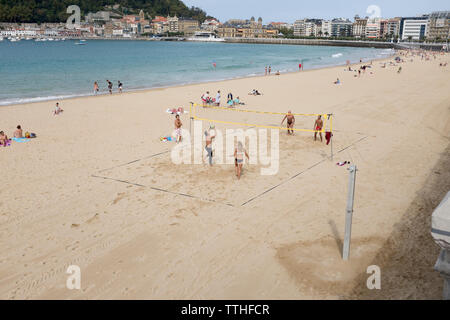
184;0;449;23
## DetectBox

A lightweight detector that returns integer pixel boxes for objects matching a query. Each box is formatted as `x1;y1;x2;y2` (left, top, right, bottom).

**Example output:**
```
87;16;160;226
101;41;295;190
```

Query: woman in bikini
234;141;249;180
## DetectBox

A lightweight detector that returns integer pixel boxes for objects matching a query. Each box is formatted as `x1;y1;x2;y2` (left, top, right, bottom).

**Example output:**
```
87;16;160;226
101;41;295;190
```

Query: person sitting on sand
201;91;211;106
281;110;295;135
233;97;244;105
14;125;23;138
54;102;63;115
234;141;249;180
314;115;323;142
334;78;341;85
174;114;182;143
0;131;9;147
275;70;280;75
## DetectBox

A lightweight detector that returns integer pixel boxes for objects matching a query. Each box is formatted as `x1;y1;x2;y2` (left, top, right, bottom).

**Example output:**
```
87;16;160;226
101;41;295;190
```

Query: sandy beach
1;52;449;299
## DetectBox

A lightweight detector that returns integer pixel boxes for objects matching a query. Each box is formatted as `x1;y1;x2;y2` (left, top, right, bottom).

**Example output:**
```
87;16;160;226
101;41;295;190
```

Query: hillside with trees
0;0;213;23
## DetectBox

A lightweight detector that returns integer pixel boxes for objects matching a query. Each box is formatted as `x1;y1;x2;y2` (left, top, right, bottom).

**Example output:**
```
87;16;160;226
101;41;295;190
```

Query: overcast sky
183;0;449;23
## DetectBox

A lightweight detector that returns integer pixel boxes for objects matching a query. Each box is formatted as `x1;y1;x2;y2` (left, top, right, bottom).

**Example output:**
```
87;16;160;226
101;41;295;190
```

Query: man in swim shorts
174;114;182;143
281;110;295;135
314;115;323;142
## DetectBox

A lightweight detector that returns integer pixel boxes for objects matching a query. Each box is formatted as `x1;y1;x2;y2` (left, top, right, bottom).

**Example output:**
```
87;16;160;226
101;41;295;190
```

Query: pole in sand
343;164;357;261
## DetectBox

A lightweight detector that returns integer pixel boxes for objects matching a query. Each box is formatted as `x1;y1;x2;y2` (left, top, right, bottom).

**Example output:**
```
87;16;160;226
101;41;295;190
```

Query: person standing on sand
265;66;267;75
215;90;221;106
314;115;323;142
94;81;99;95
234;141;249;180
204;128;216;166
281;110;295;135
118;81;123;93
174;114;182;143
268;66;271;75
107;80;113;94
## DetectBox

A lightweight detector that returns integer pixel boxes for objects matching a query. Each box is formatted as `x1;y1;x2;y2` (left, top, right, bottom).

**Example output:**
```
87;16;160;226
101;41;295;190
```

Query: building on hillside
201;19;220;31
168;15;179;32
178;18;199;36
331;19;353;37
85;11;111;24
353;16;367;38
400;16;429;41
427;11;450;40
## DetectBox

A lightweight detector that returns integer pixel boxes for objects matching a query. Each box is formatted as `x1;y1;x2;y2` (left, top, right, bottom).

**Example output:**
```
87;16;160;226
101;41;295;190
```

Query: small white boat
187;32;225;42
0;37;3;41
48;38;54;41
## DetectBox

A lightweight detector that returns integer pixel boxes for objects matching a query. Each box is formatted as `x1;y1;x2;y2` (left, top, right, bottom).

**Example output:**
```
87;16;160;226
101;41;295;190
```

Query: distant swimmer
314;115;323;142
281;110;295;135
174;114;182;143
234;141;249;180
94;81;99;95
118;81;123;93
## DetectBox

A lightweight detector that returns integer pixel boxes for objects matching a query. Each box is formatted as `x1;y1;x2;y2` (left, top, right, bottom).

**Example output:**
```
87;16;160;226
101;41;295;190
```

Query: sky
183;0;449;23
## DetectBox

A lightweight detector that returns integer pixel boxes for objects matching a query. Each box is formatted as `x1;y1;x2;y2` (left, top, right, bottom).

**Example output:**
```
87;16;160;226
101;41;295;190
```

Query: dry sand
0;52;449;299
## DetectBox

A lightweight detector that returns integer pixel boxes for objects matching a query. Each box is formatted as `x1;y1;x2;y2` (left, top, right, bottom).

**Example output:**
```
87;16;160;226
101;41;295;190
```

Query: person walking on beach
118;81;123;93
265;66;267;75
174;114;183;143
268;66;271;75
281;110;295;135
215;90;221;106
107;80;113;94
234;141;249;180
204;127;216;166
94;81;99;95
314;115;323;142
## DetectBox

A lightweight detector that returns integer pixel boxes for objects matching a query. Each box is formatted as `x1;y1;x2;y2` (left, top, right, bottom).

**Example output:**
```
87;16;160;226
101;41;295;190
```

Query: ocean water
0;40;393;105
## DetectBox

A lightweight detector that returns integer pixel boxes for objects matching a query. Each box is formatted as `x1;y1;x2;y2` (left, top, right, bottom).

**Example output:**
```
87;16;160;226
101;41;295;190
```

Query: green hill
0;0;213;23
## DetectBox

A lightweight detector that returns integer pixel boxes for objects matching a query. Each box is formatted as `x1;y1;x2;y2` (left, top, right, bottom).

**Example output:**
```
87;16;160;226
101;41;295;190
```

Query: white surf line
241;135;369;206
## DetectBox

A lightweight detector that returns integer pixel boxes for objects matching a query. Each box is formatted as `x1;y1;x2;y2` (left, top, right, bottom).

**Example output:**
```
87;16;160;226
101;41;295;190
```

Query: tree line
0;0;213;23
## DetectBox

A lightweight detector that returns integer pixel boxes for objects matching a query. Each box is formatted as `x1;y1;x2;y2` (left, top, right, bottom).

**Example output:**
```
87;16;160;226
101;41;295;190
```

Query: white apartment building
321;20;332;37
400;17;429;40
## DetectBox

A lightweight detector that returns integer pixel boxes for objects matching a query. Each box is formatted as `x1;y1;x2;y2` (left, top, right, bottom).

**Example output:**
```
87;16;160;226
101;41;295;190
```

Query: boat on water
0;37;3;41
187;32;225;42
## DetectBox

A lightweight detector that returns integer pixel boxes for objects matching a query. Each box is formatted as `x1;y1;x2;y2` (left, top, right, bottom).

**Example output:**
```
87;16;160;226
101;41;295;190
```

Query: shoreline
0;51;395;108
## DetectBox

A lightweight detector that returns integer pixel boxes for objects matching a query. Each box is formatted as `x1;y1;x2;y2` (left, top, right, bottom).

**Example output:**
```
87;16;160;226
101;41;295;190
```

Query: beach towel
11;137;31;143
160;136;173;142
1;139;11;147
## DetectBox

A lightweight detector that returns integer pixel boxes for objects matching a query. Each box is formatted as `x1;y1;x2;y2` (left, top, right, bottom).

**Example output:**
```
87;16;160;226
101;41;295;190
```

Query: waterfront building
365;17;381;39
427;11;450;40
353;16;367;38
331;19;353;37
400;16;429;41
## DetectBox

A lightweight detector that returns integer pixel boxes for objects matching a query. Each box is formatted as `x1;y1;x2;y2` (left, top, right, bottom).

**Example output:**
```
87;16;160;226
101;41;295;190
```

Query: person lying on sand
249;89;262;96
174;114;183;143
14;125;23;138
234;141;249;180
0;131;9;146
314;115;323;142
281;110;295;135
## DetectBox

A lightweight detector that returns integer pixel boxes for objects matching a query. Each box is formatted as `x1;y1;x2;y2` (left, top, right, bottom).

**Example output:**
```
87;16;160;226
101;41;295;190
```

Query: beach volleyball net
189;103;333;133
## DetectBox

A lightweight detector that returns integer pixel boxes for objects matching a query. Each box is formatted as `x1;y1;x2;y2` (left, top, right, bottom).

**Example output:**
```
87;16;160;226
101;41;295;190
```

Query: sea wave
332;53;343;58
